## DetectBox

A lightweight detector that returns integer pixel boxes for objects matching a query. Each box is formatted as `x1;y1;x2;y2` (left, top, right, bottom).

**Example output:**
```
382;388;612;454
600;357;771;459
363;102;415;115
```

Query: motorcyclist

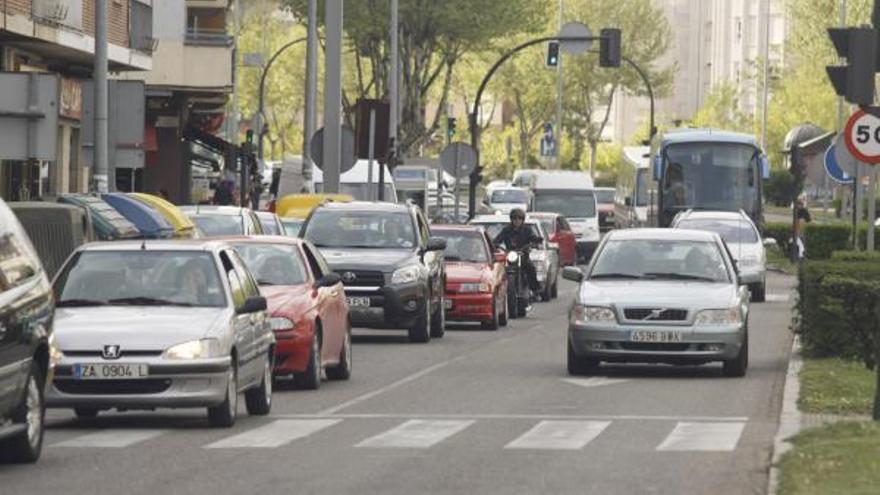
492;208;541;298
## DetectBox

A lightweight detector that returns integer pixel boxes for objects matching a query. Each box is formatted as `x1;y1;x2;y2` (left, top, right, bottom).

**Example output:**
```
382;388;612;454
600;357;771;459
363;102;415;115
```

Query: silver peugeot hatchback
563;228;750;377
47;240;275;427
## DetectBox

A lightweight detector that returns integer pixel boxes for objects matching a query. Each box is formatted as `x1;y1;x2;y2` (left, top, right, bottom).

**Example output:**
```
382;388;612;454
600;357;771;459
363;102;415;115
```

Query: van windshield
315;182;395;202
533;192;596;219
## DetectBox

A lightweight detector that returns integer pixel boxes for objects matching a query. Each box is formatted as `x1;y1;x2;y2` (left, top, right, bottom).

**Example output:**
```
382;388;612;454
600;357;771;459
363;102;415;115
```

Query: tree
282;0;547;157
690;82;753;133
560;0;673;177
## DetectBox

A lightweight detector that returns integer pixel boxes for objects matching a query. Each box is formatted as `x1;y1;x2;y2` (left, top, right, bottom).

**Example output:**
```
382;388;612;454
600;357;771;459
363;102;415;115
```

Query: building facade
0;0;153;200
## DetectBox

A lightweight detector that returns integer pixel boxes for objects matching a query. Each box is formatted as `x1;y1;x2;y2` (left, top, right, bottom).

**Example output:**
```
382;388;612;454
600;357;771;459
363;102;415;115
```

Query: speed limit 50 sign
844;109;880;165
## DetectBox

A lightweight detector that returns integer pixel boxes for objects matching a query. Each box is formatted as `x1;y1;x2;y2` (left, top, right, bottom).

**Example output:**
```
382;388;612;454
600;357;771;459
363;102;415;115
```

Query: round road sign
440;142;477;178
844;109;880;165
559;22;592;55
309;126;357;173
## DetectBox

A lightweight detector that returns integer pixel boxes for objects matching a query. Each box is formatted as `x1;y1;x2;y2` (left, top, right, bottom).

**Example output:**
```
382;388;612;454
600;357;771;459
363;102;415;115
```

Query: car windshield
434;231;489;263
55;251;225;307
533;192;596;218
304;210;416;249
281;218;303;237
258;216;281;235
190;214;243;236
594;190;615;204
491;189;527;203
233;244;307;286
677;219;758;244
590;239;729;283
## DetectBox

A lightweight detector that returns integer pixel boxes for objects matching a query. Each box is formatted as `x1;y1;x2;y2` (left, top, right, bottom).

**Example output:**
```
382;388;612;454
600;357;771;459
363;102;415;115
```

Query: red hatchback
431;225;508;330
528;212;577;267
229;236;351;389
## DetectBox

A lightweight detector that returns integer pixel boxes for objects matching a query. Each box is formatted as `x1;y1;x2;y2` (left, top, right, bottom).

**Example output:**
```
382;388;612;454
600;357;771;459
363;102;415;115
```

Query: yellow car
129;193;200;238
275;193;353;220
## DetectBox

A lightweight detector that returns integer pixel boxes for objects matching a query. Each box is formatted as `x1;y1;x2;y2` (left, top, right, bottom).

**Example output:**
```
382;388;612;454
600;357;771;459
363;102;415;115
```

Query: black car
301;201;447;343
0;199;55;463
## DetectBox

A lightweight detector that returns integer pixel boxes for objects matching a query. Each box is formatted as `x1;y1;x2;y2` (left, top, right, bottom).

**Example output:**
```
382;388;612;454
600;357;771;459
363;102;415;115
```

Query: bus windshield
662;142;759;217
533;192;596;219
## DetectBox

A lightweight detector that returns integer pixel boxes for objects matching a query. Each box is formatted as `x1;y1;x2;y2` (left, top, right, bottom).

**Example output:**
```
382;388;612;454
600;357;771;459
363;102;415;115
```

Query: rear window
677;219;758;244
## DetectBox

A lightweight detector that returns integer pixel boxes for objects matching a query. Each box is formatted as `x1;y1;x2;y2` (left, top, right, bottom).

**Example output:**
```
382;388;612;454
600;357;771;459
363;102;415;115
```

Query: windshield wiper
643;272;718;282
107;297;193;307
256;280;278;286
57;299;106;307
589;273;644;280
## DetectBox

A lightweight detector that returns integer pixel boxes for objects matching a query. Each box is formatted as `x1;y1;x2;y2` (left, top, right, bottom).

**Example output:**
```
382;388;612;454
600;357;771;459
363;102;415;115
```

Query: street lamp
257;36;309;162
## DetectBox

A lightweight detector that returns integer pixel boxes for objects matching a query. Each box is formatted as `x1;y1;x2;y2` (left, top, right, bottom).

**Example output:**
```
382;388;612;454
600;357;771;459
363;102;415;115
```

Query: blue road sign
825;143;855;184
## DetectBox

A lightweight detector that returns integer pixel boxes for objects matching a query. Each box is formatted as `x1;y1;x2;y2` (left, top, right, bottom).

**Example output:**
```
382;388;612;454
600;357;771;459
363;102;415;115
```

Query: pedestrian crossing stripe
49;419;747;452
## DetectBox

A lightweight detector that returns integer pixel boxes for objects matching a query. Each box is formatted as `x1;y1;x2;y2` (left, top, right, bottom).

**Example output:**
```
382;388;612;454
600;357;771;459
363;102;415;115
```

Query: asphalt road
1;273;796;495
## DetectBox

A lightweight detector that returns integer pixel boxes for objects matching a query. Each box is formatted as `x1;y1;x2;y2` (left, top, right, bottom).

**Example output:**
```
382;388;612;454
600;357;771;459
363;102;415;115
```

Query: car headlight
572;305;616;323
269;317;295;331
48;333;63;366
459;283;490;293
164;338;223;360
506;252;519;263
695;308;741;325
392;264;427;284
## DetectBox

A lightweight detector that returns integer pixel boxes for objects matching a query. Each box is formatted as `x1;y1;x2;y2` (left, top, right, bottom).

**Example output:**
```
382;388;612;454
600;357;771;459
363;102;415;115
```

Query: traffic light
245;129;254;145
546;41;559;67
447;117;457;139
826;27;877;105
599;28;622;68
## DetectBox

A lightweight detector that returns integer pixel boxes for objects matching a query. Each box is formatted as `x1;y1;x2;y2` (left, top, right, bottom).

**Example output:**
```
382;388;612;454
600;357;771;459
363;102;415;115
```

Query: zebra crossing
48;416;747;453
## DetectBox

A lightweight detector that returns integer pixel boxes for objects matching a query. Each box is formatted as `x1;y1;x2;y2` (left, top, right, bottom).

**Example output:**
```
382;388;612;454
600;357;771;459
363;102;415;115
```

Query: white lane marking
317;357;464;416
273;413;749;422
53;429;168;448
355;419;474;448
203;419;341;449
766;293;791;302
560;377;629;389
505;420;610;450
656;422;746;452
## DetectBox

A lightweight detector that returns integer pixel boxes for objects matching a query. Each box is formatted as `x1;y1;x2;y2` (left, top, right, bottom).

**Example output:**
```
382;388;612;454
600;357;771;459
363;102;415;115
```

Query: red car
431;225;508;330
229;236;351;389
528;212;577;267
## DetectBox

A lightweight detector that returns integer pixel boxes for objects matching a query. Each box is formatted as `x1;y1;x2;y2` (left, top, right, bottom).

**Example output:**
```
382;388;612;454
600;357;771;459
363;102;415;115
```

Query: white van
311;160;397;202
615;146;653;228
529;171;599;261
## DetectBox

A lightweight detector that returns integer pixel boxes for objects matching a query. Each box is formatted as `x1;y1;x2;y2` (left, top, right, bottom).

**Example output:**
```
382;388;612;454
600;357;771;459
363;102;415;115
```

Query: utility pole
554;0;564;170
302;0;318;185
760;0;771;151
389;0;400;157
322;0;343;194
93;0;109;193
229;0;241;147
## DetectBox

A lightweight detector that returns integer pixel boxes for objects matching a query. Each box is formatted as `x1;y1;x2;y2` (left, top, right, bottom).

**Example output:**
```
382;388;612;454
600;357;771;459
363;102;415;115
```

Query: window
303;209;417;249
301;243;326;280
227;270;246;308
233;243;308;286
590;239;730;283
432;231;489;263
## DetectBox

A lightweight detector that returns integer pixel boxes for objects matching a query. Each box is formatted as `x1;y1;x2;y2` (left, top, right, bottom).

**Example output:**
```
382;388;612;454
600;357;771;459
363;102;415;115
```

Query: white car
671;210;768;302
485;186;531;215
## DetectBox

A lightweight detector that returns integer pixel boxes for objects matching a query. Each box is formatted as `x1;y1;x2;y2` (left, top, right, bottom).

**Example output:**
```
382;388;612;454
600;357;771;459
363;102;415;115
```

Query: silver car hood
54;307;228;351
579;280;738;309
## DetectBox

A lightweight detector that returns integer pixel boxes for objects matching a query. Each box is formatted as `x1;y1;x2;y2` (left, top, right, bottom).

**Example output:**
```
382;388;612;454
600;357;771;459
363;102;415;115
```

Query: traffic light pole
621;54;657;144
257;37;309;163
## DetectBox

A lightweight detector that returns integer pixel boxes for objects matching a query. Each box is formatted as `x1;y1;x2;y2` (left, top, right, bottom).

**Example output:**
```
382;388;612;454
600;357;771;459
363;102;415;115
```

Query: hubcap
263;361;272;405
25;376;41;448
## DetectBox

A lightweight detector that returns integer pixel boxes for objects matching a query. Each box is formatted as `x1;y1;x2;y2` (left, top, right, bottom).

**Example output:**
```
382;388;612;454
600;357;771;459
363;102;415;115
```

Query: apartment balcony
120;39;231;93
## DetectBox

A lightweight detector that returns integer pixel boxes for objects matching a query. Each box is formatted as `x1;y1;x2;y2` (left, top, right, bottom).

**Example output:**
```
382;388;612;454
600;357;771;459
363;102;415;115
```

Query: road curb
767;335;802;495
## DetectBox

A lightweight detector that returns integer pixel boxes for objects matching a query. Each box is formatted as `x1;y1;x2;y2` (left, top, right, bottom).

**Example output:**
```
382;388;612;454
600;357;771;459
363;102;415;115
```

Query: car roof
606;228;720;242
76;239;232;252
431;225;485;233
471;215;539;225
211;235;304;246
315;200;411;212
661;128;759;147
180;205;248;216
676;210;752;223
593;187;615;192
254;211;278;219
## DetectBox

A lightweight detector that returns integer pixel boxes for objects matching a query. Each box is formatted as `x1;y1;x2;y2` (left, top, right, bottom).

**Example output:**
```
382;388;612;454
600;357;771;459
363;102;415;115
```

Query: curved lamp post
257;36;309;162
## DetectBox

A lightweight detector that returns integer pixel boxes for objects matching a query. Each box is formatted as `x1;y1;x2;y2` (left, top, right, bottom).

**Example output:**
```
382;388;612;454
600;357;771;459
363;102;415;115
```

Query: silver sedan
563;228;750;377
47;240;275;427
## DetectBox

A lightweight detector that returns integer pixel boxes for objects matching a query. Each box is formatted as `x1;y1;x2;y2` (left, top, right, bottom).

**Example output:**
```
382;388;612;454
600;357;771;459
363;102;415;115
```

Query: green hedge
797;258;880;359
831;250;880;262
762;222;792;254
857;224;880;251
803;223;852;259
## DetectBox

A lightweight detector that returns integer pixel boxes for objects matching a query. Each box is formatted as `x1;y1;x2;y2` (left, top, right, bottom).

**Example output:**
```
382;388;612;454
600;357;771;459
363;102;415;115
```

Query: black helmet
509;208;525;221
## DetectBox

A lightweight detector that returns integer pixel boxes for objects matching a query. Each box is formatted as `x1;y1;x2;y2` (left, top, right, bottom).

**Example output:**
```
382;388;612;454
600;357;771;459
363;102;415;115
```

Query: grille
336;270;385;287
620;343;690;352
623;308;688;321
63;350;163;358
54;379;172;395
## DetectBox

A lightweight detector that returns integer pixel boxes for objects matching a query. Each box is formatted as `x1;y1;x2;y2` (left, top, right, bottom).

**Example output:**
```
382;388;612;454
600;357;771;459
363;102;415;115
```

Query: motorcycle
503;250;530;318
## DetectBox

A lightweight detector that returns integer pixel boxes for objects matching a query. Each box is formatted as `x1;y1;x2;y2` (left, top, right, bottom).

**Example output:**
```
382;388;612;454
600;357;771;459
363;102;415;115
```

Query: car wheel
430;293;445;338
1;362;45;463
74;408;99;420
481;295;500;331
408;299;431;343
326;327;352;380
551;278;559;299
751;281;766;303
567;340;599;376
507;283;519;320
245;352;273;416
208;358;238;427
542;282;552;302
723;331;749;377
517;294;528;317
294;333;322;389
499;292;509;327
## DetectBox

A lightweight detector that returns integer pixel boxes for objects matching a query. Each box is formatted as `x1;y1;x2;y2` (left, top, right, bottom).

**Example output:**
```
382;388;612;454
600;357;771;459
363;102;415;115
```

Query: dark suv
0;199;54;463
301;201;447;343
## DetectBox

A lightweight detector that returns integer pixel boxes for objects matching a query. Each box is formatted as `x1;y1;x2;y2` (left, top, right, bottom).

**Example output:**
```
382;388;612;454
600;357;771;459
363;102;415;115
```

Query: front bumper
46;356;232;409
568;322;745;364
346;280;428;329
273;332;311;374
445;292;494;322
738;268;765;285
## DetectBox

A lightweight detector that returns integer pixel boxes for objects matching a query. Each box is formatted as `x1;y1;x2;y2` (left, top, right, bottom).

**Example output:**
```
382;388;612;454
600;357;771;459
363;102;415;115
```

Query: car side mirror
237;295;267;314
562;266;584;283
315;272;342;289
426;237;447;252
